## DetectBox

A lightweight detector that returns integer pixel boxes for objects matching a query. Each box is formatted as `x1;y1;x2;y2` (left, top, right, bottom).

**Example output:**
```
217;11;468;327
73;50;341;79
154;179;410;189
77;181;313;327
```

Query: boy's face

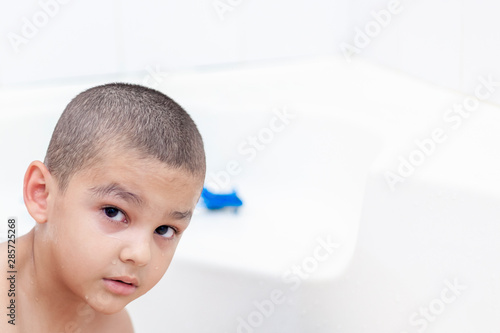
44;149;203;314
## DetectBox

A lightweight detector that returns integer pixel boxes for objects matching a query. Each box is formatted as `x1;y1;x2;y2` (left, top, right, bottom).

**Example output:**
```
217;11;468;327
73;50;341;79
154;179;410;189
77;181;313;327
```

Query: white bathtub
1;56;499;332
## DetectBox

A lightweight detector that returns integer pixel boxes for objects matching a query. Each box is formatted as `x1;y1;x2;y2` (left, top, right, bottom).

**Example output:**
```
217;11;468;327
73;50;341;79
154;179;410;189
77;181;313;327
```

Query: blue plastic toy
200;187;243;210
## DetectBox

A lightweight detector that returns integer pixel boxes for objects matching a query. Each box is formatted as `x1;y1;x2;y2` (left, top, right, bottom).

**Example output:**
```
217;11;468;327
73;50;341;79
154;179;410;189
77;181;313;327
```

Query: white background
0;0;499;104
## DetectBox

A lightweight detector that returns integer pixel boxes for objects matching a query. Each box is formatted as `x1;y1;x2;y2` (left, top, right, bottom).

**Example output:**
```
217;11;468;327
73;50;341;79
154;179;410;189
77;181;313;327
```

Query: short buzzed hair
44;83;206;192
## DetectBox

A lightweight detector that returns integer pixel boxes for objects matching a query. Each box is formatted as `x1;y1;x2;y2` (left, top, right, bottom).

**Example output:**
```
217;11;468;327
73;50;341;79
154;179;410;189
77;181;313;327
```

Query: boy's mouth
114;279;133;285
106;276;138;286
103;276;138;296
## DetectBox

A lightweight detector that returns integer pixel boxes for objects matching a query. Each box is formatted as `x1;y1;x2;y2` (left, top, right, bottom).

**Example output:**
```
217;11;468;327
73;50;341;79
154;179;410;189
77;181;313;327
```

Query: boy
0;83;206;332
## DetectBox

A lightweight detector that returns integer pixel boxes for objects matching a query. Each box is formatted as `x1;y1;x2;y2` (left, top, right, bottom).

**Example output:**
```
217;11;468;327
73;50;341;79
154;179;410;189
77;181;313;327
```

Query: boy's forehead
81;163;201;191
79;148;191;180
62;148;203;201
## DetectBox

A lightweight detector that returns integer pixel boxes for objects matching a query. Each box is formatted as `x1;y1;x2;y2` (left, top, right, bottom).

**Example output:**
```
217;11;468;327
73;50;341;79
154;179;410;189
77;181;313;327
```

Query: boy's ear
23;161;54;224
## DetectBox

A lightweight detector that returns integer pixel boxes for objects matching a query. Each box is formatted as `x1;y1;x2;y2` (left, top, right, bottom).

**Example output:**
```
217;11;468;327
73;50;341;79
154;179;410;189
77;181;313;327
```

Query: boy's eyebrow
170;210;193;221
89;184;193;221
89;183;143;206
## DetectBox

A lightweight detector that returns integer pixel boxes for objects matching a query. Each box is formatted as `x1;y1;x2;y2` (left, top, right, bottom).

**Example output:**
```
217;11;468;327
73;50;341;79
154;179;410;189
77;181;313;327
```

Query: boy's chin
85;294;132;316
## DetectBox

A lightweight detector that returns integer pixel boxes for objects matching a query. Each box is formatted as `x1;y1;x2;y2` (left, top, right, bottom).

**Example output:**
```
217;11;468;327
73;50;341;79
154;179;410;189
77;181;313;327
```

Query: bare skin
0;233;133;332
0;151;202;332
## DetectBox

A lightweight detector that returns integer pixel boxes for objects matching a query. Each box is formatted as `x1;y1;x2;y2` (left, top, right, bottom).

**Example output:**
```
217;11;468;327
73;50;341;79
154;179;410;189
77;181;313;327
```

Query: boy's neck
18;228;102;331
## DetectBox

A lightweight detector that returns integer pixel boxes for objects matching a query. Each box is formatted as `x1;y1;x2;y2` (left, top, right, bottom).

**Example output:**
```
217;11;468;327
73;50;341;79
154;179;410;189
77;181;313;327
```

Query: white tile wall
345;0;462;91
391;0;461;91
461;0;500;106
0;0;342;86
238;0;346;62
118;0;346;71
0;0;121;85
0;0;499;108
348;0;500;105
117;0;245;72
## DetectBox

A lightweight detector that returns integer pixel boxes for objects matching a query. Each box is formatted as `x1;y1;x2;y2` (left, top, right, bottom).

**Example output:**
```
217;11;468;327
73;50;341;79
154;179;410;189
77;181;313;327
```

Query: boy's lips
103;276;139;296
106;276;139;287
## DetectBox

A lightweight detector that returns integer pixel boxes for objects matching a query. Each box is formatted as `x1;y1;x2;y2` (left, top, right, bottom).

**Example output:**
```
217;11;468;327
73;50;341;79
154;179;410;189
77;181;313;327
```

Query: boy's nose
119;231;152;267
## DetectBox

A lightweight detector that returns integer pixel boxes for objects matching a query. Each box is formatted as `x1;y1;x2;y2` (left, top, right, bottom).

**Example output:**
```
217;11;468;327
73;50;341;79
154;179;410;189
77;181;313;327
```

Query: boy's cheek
93;218;127;236
145;248;176;276
140;264;171;294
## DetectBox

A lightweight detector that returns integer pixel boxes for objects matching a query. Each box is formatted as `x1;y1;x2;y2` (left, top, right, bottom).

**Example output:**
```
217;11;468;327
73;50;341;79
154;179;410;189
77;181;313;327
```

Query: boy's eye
104;207;127;223
155;225;175;239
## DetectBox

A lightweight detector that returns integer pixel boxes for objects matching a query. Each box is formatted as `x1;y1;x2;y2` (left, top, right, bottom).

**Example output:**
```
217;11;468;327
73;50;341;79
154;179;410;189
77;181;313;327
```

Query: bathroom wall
1;0;499;104
346;0;500;106
0;0;344;84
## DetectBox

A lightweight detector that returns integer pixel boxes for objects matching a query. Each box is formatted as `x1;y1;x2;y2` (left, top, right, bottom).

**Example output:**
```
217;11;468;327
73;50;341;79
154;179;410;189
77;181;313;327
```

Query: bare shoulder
100;308;135;333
